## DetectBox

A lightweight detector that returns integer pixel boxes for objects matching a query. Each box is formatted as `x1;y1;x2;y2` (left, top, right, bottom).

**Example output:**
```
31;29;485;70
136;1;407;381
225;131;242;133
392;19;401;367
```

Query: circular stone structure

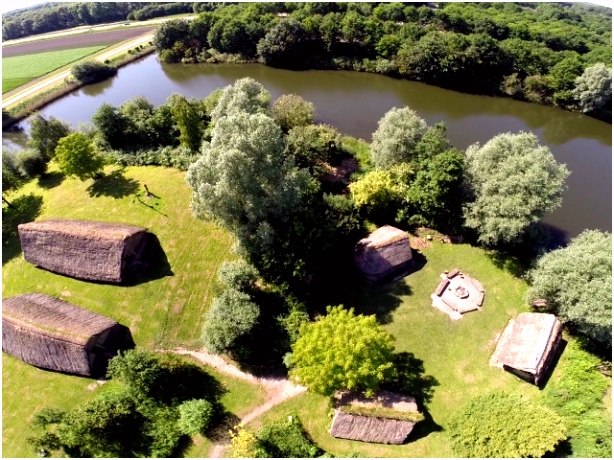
431;268;485;320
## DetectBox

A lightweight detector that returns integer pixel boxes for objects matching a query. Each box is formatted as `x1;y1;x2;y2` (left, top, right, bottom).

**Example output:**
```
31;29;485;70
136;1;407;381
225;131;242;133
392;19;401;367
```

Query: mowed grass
246;240;546;457
2;45;105;93
1;165;269;457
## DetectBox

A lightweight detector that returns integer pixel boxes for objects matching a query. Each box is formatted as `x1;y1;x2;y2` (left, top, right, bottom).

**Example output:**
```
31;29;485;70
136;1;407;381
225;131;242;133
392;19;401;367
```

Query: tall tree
28;113;71;160
370;106;428;169
463;132;569;245
526;230;612;347
210;78;271;123
288;306;395;397
271;94;315;132
572;63;612;115
54;132;104;181
167;93;205;152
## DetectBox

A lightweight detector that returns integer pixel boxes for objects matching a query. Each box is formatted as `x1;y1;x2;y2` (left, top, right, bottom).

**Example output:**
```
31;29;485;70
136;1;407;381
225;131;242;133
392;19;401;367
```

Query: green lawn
1;165;243;457
2;45;105;93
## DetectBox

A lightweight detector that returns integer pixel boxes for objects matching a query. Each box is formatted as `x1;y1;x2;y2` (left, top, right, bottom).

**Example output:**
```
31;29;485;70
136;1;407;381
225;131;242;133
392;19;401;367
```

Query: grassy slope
1;165;248;457
2;46;105;93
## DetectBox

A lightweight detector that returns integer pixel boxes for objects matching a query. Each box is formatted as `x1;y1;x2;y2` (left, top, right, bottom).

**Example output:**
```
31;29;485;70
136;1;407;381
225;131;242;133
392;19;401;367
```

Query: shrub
14;148;48;179
71;61;117;85
256;415;323;458
177;399;214;436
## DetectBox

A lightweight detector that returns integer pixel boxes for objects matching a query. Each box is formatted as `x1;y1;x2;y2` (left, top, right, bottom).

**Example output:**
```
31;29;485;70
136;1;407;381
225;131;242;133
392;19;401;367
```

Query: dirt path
172;348;306;458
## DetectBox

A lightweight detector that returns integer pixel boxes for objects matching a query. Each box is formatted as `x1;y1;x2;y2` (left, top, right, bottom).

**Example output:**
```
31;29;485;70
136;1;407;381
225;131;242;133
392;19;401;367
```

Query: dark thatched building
489;313;562;386
354;226;413;283
19;219;149;283
330;391;423;444
2;293;134;377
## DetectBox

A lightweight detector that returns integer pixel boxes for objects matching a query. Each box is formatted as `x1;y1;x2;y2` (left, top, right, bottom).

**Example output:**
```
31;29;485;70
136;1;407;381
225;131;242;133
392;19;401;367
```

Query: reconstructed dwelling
489;312;563;386
354;225;413;283
18;219;149;283
330;390;423;444
2;293;134;377
431;268;485;320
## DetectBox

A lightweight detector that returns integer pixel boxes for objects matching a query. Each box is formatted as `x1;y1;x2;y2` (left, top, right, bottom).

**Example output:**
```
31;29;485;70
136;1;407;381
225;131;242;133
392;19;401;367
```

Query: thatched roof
2;293;134;377
330;390;421;444
489;313;562;385
18;219;148;283
354;226;413;283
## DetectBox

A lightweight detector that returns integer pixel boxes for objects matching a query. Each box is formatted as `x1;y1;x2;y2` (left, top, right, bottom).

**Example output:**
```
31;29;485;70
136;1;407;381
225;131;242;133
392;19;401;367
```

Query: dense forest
1;2;196;40
150;2;612;120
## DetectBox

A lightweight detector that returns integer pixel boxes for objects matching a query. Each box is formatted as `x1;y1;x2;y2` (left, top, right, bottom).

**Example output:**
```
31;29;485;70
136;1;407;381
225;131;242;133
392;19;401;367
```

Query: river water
3;53;611;241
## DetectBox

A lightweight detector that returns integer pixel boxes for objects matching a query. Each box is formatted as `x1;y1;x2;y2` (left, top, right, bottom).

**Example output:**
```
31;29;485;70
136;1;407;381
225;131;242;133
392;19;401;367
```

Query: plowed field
2;27;156;57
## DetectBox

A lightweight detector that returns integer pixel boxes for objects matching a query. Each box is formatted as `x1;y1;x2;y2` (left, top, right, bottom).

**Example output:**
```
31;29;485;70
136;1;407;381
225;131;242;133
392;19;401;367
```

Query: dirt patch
2;27;156;58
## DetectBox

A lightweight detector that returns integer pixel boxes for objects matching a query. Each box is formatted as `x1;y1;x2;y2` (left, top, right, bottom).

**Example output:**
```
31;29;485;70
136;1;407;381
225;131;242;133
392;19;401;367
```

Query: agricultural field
2;46;105;93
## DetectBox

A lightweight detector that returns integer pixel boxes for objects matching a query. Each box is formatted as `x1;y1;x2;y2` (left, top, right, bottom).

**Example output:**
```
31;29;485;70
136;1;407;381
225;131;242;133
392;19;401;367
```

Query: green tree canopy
370;106;428;169
463;132;569;245
526;230;612;347
572;63;612;114
167;93;205;152
271;93;315;132
28;113;71;160
54;132;104;181
210;77;271;123
288;306;395;397
177;399;214;436
449;392;567;458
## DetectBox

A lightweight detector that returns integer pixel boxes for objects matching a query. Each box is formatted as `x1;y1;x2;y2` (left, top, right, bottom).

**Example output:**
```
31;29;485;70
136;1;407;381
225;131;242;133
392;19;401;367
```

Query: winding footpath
172;348;307;458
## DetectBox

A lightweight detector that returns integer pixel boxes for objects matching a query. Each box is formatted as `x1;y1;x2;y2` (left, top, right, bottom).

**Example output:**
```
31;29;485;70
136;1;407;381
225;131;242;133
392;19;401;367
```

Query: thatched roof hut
330;390;423;444
354;226;413;283
2;293;134;377
18;219;149;283
489;313;562;386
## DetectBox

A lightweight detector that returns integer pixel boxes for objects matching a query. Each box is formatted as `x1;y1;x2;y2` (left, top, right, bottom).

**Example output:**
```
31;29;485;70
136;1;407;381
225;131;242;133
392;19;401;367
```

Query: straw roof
489;313;562;385
354;226;413;283
2;293;134;377
18;219;148;283
330;390;421;444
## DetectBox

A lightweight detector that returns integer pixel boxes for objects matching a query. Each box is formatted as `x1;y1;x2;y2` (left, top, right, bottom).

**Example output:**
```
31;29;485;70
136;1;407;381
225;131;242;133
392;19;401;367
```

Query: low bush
256;415;323;458
71;61;117;85
105;146;196;170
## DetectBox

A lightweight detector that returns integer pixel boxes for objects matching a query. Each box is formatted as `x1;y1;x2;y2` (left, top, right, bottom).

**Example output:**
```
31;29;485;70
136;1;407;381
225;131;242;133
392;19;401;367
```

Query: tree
210;78;271;123
257;19;312;68
2;151;23;207
91;103;127;150
449;392;567;458
271;94;315;132
106;349;164;401
370;106;428;169
71;61;116;85
286;124;342;173
200;288;260;354
572;63;612;114
28;113;71;160
167;93;205;152
177;399;214;436
463;132;569;245
229;424;259;458
217;259;259;293
13;148;47;179
526;230;612;347
54;132;104;180
288;306;395;397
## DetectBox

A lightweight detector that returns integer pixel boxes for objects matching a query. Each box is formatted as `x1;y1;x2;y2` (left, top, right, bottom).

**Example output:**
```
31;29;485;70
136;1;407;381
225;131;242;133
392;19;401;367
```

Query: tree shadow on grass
544;438;573;458
383;352;440;405
37;171;64;190
404;405;443;443
204;411;241;444
86;169;140;199
2;194;43;265
537;339;568;390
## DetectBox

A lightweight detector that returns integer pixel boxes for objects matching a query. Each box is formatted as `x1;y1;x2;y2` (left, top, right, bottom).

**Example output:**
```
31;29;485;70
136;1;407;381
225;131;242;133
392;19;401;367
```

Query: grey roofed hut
330;390;423;444
354;225;413;283
489;313;562;386
2;293;134;377
18;219;149;283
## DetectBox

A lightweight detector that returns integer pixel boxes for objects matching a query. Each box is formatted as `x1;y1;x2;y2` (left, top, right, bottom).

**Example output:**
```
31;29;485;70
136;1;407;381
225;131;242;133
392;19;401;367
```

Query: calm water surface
3;54;611;240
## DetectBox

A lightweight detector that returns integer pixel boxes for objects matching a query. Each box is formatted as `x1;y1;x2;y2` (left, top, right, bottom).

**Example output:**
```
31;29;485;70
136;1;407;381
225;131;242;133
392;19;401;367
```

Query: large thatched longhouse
2;293;134;377
354;225;413;283
330;390;423;444
18;219;149;283
489;313;562;386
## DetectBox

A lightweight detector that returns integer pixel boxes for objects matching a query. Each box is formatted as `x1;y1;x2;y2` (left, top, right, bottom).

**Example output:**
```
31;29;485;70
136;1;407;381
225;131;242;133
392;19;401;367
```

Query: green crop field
2;45;105;93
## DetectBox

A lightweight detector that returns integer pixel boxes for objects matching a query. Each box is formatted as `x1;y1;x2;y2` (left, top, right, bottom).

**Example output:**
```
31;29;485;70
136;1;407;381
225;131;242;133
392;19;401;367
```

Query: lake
3;53;611;241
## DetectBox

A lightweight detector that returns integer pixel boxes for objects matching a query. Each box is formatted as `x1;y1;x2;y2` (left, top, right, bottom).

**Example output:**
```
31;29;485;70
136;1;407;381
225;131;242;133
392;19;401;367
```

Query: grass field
0;164;261;457
2;45;105;93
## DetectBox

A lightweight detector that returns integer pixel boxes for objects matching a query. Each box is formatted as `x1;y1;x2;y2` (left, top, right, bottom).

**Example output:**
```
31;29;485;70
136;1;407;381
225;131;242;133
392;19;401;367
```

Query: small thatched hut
18;219;149;283
329;390;423;444
489;313;562;386
354;226;413;283
2;293;134;377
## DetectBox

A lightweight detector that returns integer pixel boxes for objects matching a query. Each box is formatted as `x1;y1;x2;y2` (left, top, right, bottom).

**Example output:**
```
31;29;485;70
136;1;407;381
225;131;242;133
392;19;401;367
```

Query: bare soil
2;27;156;58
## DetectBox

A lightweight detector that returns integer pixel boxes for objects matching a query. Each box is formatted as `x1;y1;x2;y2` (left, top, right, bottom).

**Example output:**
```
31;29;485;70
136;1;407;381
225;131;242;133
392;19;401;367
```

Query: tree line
152;2;612;120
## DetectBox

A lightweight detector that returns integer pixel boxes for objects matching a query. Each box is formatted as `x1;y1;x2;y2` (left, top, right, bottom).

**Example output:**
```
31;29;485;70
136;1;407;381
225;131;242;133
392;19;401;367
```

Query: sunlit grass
2;46;105;93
